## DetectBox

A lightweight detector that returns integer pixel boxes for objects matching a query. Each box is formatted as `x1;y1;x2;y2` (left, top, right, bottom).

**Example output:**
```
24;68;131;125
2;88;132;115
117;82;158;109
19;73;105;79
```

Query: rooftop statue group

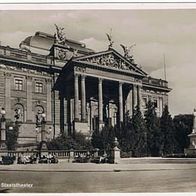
54;24;136;62
54;24;67;45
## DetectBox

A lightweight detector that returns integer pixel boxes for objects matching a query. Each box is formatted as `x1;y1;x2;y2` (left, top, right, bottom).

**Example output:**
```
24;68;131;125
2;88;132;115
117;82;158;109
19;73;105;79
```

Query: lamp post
0;108;6;150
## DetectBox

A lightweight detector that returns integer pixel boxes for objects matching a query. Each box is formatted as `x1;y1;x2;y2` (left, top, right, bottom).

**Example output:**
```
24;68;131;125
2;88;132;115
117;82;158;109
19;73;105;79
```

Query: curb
1;167;196;173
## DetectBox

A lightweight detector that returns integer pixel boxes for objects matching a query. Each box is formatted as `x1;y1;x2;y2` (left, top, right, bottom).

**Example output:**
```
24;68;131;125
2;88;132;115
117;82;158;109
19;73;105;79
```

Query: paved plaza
0;159;196;193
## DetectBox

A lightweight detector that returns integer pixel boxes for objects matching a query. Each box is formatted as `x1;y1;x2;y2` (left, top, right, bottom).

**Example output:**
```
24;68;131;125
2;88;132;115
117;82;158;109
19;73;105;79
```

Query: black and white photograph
0;2;196;193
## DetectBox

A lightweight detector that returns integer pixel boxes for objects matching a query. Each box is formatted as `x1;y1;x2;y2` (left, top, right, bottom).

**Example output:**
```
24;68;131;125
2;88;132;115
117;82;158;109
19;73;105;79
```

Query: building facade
0;30;171;148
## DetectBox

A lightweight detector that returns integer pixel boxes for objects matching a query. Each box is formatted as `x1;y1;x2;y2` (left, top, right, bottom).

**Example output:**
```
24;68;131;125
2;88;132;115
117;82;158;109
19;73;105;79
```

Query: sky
0;8;196;116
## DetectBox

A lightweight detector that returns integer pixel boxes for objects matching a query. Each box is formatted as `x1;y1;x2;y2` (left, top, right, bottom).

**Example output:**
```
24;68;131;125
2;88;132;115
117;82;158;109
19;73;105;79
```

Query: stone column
132;84;138;113
26;76;33;121
126;87;133;117
60;95;64;133
98;78;104;130
81;75;86;122
89;98;93;131
74;74;79;121
119;82;123;122
137;85;142;109
46;79;52;122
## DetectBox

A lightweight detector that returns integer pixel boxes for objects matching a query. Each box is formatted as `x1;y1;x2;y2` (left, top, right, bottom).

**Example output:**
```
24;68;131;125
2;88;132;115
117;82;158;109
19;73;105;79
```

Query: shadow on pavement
0;188;10;193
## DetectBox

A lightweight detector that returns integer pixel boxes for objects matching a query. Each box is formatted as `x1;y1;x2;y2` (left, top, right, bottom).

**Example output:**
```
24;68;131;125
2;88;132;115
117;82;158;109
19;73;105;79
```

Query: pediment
73;49;147;76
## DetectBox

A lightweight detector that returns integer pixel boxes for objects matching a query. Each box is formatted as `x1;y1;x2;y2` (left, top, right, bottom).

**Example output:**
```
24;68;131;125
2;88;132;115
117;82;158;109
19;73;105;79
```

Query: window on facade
14;78;23;91
153;100;158;108
143;97;148;107
35;82;43;93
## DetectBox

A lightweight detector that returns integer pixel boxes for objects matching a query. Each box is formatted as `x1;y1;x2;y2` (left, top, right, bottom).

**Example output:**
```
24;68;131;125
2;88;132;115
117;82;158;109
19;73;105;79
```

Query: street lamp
8;126;13;131
0;108;7;150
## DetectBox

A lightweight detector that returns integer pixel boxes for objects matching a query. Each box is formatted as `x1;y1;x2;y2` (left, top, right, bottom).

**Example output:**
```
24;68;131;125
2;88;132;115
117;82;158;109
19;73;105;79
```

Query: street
0;161;196;192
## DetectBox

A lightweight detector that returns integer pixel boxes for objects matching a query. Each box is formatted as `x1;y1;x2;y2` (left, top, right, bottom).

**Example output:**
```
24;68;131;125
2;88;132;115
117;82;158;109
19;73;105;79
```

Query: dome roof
20;31;94;54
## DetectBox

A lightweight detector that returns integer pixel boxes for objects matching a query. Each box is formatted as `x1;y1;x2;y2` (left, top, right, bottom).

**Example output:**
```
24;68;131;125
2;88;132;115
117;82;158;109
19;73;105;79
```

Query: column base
81;119;88;123
74;118;80;122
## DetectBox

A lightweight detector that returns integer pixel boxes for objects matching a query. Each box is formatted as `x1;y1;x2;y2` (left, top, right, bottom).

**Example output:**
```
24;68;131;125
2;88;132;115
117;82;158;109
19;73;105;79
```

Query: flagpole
163;54;167;81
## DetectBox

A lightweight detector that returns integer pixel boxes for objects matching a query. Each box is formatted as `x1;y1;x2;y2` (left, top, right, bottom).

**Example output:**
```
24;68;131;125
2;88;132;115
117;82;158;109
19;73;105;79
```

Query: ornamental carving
55;48;67;61
74;66;86;73
85;53;135;72
134;78;142;84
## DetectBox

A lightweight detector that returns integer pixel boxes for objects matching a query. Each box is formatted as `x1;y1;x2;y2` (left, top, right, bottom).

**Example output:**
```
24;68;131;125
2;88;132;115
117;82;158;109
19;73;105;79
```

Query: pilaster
26;76;33;121
4;72;11;120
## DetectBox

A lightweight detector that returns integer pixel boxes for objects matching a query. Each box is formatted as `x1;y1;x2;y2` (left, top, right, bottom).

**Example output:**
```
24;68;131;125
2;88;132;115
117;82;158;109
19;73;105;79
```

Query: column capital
74;73;79;78
4;72;11;78
26;75;33;81
98;78;103;83
119;81;124;86
81;74;86;80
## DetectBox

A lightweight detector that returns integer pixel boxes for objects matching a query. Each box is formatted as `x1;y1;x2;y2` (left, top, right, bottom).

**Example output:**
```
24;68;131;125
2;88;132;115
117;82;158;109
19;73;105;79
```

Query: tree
173;114;193;153
91;126;116;152
130;106;147;157
47;132;92;150
160;105;177;155
145;100;161;156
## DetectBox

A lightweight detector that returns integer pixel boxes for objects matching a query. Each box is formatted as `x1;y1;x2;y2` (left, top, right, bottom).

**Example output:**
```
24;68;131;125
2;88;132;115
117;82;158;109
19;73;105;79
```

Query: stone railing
142;77;168;88
0;46;53;65
0;149;99;159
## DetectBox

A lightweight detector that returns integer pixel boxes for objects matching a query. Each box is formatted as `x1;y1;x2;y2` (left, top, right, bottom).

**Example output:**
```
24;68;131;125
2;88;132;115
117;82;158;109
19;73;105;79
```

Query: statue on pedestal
185;108;196;155
192;108;196;134
106;29;114;49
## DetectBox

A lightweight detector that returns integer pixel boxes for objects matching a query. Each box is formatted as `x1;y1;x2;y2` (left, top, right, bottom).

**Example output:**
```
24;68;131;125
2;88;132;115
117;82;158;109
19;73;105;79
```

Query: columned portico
54;48;171;137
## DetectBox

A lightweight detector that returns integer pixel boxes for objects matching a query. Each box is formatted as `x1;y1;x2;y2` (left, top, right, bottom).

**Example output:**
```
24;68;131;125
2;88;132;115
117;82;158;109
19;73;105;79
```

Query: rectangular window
143;97;148;107
35;82;43;93
14;78;23;91
153;100;158;108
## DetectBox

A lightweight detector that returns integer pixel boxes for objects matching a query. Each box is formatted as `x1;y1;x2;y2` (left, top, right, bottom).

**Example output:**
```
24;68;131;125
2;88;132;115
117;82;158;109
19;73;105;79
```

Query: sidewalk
0;158;196;172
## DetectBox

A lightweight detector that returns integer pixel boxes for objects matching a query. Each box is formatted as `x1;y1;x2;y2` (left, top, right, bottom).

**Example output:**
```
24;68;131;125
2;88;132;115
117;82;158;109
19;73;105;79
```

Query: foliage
47;132;92;150
6;120;19;150
130;106;147;157
173;114;193;153
91;126;116;152
144;100;161;156
160;105;177;155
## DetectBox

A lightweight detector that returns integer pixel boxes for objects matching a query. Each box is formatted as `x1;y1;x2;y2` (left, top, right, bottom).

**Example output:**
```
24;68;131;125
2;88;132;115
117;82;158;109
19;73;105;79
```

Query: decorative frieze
84;53;136;72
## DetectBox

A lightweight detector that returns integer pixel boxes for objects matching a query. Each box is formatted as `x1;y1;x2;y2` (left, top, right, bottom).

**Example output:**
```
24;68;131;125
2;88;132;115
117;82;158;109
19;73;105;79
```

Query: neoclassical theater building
0;29;171;148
